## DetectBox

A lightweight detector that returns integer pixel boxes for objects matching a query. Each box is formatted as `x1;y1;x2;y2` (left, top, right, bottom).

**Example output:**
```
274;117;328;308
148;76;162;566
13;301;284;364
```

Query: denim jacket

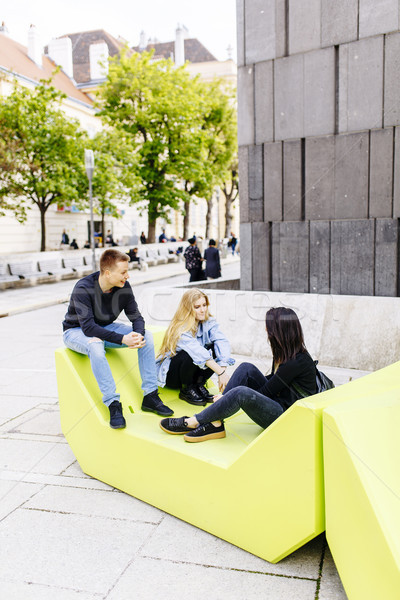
156;318;235;387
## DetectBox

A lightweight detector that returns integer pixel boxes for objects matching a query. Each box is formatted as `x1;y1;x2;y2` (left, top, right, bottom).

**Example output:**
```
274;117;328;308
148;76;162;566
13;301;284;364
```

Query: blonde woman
156;289;235;406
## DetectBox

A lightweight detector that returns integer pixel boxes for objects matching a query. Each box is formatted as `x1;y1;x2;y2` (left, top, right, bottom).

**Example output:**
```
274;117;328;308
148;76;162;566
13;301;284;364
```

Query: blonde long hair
157;289;211;358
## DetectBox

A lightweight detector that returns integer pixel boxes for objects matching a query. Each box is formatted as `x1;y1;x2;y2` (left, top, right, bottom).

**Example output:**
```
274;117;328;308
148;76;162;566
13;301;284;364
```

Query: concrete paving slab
0;580;100;600
61;460;93;479
24;485;164;524
106;556;318;600
0;479;42;521
0;470;115;491
0;509;155;594
0;395;44;426
319;546;348;599
0;405;62;437
0;437;75;475
1;370;59;399
140;515;324;579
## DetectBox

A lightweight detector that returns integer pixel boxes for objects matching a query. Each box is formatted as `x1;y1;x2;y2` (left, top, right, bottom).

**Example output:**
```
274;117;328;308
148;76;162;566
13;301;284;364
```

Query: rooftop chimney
139;30;147;50
48;37;73;79
89;41;109;81
28;25;42;66
175;24;185;66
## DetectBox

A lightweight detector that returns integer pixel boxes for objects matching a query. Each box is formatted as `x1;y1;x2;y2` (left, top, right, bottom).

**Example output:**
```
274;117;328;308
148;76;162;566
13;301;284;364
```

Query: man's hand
122;332;146;349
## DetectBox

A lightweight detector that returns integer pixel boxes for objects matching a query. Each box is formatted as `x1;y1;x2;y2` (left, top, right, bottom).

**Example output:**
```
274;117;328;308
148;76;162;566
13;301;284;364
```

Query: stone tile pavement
0;263;352;599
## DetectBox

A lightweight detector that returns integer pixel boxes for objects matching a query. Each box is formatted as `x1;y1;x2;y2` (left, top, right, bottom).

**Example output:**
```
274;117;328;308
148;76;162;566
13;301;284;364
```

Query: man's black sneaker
142;390;174;416
184;422;226;443
109;400;126;429
196;384;214;403
159;416;192;434
179;385;207;406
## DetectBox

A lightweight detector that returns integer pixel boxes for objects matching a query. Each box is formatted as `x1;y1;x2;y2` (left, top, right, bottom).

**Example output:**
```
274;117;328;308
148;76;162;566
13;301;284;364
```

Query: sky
1;0;237;61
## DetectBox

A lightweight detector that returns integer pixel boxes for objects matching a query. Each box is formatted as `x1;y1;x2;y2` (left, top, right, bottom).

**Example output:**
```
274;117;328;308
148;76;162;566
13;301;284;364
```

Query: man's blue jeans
63;323;158;406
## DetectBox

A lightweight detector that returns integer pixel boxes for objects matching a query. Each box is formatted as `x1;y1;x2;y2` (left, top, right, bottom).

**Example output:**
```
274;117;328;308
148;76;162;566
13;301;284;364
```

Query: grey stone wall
237;0;400;296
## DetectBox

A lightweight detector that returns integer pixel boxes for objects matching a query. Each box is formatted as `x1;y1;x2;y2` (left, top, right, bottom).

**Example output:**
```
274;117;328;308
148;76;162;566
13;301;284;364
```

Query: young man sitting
62;248;173;428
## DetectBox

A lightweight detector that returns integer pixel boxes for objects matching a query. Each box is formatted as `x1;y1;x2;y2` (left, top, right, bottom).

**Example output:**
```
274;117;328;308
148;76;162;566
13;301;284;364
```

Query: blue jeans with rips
63;323;158;406
195;362;283;429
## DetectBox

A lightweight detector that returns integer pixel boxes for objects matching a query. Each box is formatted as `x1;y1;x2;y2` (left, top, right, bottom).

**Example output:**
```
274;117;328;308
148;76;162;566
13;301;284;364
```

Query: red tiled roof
132;38;217;63
0;33;92;105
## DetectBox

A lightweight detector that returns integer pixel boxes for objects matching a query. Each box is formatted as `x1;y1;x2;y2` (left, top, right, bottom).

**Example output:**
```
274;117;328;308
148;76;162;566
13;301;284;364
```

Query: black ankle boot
109;400;126;429
141;390;173;416
196;383;214;402
179;384;207;406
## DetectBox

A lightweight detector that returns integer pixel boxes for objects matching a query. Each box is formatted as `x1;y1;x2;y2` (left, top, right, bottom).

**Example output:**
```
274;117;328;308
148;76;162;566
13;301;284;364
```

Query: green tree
89;128;142;245
0;77;88;250
181;79;237;239
98;50;206;242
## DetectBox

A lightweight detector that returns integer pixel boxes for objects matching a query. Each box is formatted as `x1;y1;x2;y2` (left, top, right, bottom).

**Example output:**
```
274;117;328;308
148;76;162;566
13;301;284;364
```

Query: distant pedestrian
70;239;79;250
204;239;221;279
106;230;118;246
184;237;204;282
61;229;69;245
140;231;147;244
229;232;237;255
159;228;167;243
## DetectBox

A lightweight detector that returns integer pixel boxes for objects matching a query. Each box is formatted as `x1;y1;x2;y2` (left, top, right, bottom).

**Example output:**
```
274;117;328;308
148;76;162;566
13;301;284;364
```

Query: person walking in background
159;228;167;243
69;238;79;250
61;229;69;246
229;232;237;255
184;237;203;282
204;239;221;279
140;231;147;244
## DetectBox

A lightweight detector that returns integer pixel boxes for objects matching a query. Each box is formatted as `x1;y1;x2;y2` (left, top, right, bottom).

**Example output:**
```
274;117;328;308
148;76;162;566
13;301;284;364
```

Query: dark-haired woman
159;307;317;442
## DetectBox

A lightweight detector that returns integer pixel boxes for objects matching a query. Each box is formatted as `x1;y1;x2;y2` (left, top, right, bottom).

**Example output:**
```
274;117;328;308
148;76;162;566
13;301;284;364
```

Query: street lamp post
84;149;96;272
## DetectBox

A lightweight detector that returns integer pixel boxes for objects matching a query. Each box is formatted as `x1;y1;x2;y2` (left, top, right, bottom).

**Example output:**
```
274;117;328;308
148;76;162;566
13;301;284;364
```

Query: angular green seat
55;328;374;563
323;384;400;600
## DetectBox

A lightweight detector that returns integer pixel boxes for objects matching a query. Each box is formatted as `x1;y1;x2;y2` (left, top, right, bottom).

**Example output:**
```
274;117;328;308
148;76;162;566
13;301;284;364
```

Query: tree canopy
98;49;237;241
0;77;88;250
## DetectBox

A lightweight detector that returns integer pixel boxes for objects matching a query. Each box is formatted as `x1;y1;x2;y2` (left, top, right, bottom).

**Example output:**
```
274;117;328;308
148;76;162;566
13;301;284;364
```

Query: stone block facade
237;0;400;296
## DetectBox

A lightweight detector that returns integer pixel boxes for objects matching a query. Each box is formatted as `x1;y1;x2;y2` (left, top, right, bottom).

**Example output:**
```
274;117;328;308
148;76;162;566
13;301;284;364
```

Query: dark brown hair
99;249;129;273
265;307;307;365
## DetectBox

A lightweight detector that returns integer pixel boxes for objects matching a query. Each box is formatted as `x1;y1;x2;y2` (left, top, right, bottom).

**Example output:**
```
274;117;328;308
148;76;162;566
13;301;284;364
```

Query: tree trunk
205;197;213;240
39;204;46;251
148;220;156;243
224;194;234;238
101;211;105;248
183;200;190;240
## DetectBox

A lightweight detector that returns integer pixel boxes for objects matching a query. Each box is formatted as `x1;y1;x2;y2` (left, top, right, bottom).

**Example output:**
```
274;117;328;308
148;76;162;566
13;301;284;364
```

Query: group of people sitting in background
63;249;318;443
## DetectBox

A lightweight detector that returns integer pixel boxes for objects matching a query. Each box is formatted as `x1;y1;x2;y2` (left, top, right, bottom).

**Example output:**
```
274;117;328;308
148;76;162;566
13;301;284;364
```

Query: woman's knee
144;330;154;346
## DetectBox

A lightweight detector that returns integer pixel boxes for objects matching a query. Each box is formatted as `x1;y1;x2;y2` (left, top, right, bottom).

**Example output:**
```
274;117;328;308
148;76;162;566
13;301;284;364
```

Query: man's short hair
100;249;129;273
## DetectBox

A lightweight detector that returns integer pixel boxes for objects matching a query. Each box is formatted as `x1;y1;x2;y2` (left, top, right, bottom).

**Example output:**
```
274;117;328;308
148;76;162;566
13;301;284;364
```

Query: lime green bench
55;325;341;563
323;378;400;600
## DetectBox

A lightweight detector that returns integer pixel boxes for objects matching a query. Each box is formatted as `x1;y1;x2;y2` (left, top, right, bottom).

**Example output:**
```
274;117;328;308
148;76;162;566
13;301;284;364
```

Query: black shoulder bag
291;360;335;399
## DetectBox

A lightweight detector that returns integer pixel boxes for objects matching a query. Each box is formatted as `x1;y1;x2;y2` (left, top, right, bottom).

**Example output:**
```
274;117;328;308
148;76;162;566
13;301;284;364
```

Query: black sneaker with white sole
109;400;126;429
159;416;192;434
184;422;226;443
